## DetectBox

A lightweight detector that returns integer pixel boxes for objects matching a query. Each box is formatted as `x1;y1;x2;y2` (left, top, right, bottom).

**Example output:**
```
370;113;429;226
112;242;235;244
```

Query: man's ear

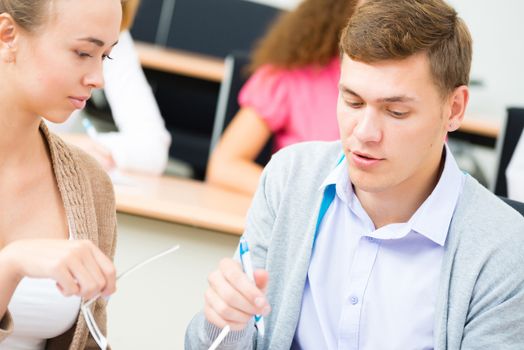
446;85;469;132
0;13;18;63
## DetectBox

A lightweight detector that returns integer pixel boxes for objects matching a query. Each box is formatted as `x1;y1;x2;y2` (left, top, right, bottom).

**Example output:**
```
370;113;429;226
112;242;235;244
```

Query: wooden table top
112;171;251;235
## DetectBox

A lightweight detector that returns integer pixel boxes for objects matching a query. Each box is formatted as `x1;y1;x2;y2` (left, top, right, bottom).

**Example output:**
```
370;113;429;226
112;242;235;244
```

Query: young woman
0;0;121;348
206;0;361;195
49;0;172;175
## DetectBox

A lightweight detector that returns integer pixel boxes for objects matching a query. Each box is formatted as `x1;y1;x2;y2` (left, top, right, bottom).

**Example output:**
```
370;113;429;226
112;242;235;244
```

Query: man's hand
204;258;270;331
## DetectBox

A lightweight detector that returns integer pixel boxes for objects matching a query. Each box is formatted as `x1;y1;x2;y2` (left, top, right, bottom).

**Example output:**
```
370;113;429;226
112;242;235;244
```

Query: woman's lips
69;96;88;109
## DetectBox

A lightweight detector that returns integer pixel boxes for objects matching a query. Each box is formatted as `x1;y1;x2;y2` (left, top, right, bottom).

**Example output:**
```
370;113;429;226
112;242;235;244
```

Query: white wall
447;0;524;120
247;0;524;121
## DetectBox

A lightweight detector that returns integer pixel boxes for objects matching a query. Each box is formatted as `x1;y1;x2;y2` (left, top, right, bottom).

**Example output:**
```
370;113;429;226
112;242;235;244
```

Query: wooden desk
135;41;225;82
113;172;251;235
459;115;500;139
57;133;250;235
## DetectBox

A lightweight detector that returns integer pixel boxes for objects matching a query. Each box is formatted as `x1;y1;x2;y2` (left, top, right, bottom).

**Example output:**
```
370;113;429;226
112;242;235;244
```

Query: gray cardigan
186;141;524;350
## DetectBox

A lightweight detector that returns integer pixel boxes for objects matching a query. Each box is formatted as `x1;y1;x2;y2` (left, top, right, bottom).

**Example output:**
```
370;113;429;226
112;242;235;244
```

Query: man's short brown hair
340;0;472;97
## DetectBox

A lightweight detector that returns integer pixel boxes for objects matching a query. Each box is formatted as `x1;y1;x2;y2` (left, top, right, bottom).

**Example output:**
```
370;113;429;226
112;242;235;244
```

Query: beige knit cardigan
0;122;118;349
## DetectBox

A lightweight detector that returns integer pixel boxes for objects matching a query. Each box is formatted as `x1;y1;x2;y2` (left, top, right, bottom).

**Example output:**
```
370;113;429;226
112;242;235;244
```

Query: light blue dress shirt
293;146;465;350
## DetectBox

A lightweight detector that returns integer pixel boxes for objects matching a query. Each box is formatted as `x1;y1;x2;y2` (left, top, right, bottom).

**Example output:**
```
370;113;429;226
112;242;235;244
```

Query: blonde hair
2;0;128;32
121;0;140;31
0;0;50;31
340;0;472;96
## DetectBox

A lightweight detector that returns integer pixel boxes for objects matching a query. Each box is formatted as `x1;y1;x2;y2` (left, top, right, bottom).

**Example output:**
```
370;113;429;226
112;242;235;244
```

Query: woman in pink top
206;0;361;195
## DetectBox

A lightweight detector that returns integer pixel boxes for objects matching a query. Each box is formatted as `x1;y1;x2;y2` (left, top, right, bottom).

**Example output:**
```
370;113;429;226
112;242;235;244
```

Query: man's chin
350;171;391;194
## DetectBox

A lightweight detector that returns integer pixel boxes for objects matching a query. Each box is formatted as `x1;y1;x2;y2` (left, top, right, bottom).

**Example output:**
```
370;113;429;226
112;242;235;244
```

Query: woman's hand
0;239;116;299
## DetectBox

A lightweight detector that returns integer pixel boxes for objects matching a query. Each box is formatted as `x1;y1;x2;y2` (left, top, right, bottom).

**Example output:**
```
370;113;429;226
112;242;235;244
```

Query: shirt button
350;296;359;305
366;237;376;242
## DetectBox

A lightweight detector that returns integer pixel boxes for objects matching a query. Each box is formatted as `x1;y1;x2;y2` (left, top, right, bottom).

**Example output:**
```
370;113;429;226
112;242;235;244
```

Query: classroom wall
248;0;524;120
447;0;524;119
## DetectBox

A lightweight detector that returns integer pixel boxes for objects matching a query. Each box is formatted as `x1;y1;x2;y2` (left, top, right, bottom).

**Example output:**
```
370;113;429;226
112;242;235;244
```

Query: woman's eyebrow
77;37;119;47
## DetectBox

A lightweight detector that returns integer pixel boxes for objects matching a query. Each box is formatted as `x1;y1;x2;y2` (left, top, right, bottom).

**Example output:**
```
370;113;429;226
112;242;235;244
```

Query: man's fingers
205;288;254;325
218;259;269;313
204;303;248;331
208;271;259;316
254;269;269;292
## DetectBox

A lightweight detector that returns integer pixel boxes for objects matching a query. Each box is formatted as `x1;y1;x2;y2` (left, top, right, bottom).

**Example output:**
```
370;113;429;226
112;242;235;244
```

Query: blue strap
312;154;346;247
313;184;336;246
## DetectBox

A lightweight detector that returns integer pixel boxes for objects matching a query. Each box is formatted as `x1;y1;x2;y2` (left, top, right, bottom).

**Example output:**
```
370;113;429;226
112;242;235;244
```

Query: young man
186;0;524;349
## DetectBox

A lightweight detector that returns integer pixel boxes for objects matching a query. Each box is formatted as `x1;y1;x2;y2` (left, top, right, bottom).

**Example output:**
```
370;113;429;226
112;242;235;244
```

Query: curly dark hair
248;0;360;72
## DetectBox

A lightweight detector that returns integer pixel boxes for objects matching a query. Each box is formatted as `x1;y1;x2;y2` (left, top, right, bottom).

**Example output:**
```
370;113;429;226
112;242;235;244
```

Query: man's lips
350;150;384;168
352;150;382;160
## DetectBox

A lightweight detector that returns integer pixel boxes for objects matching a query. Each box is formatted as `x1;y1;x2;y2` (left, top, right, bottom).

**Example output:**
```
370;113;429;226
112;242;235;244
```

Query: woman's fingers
87;243;117;296
3;239;116;299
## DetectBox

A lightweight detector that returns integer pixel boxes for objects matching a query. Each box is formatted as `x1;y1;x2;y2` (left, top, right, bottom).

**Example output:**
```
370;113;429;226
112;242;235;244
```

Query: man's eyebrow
339;85;416;103
379;95;416;103
339;85;361;98
77;37;119;47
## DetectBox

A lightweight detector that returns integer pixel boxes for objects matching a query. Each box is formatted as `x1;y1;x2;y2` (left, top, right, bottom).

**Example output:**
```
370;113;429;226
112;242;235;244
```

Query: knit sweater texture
186;141;524;350
0;122;117;349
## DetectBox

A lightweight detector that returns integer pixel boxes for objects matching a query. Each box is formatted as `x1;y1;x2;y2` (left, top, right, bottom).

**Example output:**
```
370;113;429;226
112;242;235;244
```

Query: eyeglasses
81;245;180;349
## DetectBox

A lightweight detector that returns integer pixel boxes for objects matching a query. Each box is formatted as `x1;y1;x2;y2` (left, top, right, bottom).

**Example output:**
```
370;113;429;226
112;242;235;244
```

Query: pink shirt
239;58;341;151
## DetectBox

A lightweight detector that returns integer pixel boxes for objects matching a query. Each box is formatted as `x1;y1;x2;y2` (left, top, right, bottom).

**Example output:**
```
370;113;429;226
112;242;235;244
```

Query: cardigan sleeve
459;213;524;349
0;311;14;342
76;150;118;349
184;154;283;349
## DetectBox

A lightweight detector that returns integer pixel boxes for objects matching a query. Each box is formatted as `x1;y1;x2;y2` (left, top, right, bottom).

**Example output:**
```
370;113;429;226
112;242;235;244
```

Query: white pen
239;236;266;337
208;237;266;350
82;118;99;140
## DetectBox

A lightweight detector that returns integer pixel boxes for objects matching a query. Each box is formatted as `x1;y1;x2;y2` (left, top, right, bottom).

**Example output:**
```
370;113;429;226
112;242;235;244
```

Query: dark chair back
166;0;281;57
209;51;273;166
119;0;282;179
130;0;166;43
500;197;524;217
493;107;524;196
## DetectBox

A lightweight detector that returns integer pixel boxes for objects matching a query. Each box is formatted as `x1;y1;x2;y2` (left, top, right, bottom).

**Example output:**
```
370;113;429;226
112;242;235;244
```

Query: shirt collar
408;144;465;246
318;144;464;246
318;154;372;225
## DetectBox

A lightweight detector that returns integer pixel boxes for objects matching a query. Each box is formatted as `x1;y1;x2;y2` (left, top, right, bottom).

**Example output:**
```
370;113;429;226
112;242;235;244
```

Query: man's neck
355;150;446;229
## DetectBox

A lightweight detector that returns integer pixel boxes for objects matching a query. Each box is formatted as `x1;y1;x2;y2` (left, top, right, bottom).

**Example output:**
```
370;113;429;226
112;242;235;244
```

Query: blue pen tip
239;238;248;255
82;118;92;128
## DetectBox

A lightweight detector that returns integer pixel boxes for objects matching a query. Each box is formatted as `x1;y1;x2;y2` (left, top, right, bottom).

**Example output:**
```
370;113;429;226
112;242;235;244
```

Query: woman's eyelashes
75;50;113;61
